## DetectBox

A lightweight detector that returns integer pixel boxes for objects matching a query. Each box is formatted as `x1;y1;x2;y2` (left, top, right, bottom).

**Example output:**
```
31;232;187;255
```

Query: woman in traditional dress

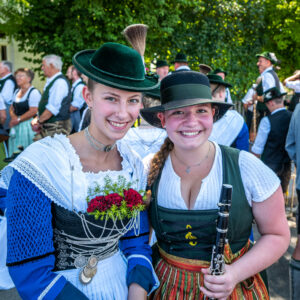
8;68;41;156
2;43;159;299
141;71;290;299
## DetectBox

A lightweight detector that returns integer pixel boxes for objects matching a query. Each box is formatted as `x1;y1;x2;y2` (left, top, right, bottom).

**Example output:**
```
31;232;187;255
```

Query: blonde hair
147;137;174;187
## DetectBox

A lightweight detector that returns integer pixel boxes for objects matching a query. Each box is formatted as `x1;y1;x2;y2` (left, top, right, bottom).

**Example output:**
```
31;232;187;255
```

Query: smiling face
15;71;31;88
158;103;215;150
257;57;272;74
83;82;142;144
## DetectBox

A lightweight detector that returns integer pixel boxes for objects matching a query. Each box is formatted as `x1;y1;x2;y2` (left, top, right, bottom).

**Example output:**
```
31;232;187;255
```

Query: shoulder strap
267;69;280;89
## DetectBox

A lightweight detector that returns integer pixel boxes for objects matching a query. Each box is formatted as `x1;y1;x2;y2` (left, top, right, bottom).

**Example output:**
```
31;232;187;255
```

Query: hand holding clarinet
201;184;238;300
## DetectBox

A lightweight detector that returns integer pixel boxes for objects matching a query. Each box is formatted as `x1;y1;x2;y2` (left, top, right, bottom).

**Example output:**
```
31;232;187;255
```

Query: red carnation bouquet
86;175;146;220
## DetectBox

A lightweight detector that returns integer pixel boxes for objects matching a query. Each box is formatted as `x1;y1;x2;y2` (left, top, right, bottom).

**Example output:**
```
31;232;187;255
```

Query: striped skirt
151;243;269;300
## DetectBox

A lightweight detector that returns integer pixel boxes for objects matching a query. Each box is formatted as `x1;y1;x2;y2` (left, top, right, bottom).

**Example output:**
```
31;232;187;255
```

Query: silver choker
84;127;116;152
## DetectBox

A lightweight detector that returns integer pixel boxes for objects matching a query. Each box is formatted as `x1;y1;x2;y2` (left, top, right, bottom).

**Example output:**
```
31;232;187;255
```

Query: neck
20;83;31;92
269;103;284;113
173;141;210;165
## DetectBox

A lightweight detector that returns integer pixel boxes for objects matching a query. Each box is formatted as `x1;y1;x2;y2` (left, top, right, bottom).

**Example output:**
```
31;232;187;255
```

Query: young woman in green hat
141;71;290;299
2;43;159;299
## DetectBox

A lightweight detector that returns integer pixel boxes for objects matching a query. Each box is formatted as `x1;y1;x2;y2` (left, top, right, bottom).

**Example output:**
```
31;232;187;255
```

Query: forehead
258;57;269;63
166;103;212;113
92;82;142;97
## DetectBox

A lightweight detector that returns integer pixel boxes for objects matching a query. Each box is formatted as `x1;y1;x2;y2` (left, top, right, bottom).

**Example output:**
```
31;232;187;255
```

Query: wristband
17;117;21;123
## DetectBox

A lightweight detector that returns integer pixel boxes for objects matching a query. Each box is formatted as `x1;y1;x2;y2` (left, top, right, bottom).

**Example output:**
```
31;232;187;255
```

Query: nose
184;111;198;125
115;101;128;120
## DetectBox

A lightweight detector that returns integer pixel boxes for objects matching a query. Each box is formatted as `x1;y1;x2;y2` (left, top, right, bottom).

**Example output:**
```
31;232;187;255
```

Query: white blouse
2;134;146;212
145;142;280;210
13;87;41;107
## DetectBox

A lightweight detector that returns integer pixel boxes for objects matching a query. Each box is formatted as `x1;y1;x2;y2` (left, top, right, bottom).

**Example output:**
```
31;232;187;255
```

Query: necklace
173;142;211;174
84;127;116;152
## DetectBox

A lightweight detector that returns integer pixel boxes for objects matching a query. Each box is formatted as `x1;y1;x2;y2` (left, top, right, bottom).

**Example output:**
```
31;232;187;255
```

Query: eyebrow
103;92;141;99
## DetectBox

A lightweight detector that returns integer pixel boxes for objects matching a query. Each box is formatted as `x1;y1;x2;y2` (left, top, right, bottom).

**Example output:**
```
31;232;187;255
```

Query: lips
180;130;201;136
108;120;128;130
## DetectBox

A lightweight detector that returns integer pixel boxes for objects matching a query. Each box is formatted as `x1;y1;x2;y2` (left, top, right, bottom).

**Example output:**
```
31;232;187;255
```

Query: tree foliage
0;0;299;100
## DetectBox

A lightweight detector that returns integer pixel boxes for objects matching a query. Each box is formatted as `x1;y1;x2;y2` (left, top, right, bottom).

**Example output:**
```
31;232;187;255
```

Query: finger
203;280;225;293
203;274;227;285
200;286;228;299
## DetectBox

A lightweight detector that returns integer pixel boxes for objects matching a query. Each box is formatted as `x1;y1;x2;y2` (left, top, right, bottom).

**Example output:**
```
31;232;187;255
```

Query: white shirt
0;73;15;107
209;110;244;146
252;107;287;155
225;88;233;104
44;72;69;116
285;80;300;93
175;66;191;71
261;67;285;93
242;87;255;112
144;142;280;209
71;79;85;109
123;128;167;159
13;87;41;107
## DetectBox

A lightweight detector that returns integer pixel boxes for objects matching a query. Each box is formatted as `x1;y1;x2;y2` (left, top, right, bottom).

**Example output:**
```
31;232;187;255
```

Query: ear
82;85;92;109
157;112;166;128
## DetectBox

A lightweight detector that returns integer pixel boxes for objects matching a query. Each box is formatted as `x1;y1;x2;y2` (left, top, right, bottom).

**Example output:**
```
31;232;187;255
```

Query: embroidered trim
38;274;63;300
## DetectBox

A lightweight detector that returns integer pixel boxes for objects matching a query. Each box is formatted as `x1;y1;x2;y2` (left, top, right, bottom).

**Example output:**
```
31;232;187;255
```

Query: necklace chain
84;127;116;152
173;142;211;174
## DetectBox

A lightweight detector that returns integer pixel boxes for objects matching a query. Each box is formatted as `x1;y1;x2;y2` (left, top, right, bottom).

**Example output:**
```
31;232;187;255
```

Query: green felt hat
212;68;227;76
256;52;278;65
72;42;159;91
156;60;169;68
263;87;286;103
140;71;232;128
172;53;188;64
144;84;161;100
207;74;232;88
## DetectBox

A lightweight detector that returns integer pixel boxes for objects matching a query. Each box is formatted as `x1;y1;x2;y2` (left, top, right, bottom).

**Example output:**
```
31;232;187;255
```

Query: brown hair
147;137;174;187
14;68;35;83
87;78;97;91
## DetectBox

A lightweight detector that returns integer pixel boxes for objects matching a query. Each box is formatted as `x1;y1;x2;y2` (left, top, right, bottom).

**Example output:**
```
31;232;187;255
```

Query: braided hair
147;137;174;187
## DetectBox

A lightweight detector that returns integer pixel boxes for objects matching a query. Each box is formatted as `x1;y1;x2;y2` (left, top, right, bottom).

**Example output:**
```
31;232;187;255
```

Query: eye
171;110;183;115
129;98;140;104
105;97;116;102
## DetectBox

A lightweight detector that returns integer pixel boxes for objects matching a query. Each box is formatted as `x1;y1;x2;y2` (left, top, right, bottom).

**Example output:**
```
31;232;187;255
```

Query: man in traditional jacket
31;55;71;140
0;61;16;135
252;87;291;193
252;51;285;124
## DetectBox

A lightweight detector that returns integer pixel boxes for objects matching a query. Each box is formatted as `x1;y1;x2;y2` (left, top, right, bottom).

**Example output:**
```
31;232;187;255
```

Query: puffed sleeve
119;210;159;295
6;171;88;300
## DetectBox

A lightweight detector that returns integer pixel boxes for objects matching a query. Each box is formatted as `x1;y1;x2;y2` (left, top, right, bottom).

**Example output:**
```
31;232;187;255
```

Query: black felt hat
212;68;227;76
263;87;286;103
140;71;232;128
156;60;169;68
172;53;188;64
207;74;232;88
72;42;159;91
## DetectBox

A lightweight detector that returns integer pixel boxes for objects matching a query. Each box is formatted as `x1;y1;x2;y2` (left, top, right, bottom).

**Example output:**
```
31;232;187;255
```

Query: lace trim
2;157;67;210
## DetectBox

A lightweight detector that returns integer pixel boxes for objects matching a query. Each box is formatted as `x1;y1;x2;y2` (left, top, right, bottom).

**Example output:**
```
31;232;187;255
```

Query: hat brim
73;49;159;91
209;80;232;88
140;99;232;128
171;59;188;64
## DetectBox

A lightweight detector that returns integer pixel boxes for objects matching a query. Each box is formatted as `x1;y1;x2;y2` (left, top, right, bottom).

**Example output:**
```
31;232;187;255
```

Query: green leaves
1;0;298;100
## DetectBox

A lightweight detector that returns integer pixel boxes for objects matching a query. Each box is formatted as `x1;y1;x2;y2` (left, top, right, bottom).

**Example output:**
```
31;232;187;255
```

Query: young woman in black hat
2;43;159;299
141;71;290;299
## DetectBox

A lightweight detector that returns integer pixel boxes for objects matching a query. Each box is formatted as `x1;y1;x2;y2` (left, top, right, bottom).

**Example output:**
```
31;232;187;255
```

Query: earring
89;106;92;111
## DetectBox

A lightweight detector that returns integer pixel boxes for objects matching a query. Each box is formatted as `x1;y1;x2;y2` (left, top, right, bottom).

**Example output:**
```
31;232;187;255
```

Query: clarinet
205;184;232;300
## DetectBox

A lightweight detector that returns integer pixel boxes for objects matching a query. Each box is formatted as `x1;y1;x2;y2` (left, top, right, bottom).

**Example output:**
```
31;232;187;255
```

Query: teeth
110;121;125;127
182;131;199;136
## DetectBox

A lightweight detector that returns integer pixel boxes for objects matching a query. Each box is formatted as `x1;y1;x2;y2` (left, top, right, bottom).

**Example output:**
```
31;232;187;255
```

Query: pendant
79;255;98;285
74;255;87;269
